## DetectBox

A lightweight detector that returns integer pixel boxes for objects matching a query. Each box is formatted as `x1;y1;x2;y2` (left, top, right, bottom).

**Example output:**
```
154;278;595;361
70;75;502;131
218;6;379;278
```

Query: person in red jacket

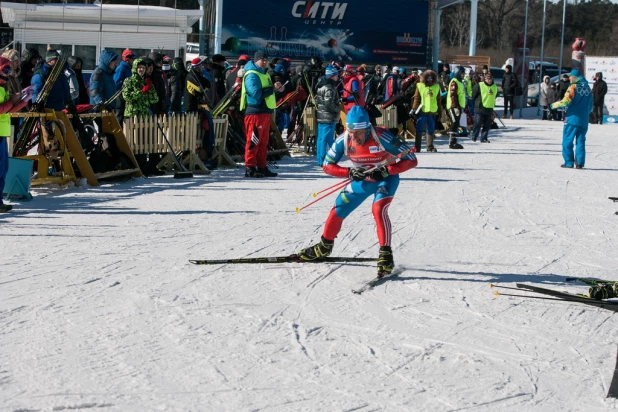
342;65;365;114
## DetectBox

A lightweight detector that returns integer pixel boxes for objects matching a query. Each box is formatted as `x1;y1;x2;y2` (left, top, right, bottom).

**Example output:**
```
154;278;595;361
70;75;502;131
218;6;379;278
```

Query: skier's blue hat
346;106;371;130
569;69;582;77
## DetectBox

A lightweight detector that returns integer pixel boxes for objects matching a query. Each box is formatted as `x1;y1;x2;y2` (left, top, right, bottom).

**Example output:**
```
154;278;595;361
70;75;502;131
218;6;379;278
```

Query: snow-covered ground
2;111;618;411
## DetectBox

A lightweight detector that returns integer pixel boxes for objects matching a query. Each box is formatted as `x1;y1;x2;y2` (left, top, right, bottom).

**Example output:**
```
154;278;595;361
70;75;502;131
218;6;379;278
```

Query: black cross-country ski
189;255;376;265
515;283;618;310
610;197;618;215
352;268;403;295
566;277;618;286
608;347;618;398
566;277;618;300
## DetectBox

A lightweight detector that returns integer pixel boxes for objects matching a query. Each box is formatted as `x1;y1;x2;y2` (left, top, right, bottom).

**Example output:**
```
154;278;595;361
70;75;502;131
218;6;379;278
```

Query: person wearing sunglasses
0;56;31;213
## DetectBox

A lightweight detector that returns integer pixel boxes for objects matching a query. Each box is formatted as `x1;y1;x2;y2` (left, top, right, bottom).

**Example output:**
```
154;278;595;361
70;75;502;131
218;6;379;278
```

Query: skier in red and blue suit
299;105;418;277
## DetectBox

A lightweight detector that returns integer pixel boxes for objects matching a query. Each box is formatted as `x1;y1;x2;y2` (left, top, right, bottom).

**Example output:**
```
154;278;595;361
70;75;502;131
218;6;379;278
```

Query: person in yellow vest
240;50;283;178
446;66;465;149
471;72;498;143
0;56;31;212
411;70;442;153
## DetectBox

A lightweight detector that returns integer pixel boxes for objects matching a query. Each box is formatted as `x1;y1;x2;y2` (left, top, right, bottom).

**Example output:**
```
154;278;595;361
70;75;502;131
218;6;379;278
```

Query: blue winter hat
325;64;338;77
274;64;285;75
398;67;406;74
346;106;371;130
569;69;582;77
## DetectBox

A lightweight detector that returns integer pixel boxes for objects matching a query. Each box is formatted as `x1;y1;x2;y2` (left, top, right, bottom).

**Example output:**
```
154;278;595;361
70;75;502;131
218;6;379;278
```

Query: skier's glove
348;167;366;181
367;166;389;182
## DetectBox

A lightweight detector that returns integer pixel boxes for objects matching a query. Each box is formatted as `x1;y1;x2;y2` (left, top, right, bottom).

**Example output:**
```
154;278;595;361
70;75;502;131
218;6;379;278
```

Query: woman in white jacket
540;75;551;120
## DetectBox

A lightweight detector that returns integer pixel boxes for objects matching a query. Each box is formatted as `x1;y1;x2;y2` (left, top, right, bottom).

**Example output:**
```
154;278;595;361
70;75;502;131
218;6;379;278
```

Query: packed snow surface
2;115;618;411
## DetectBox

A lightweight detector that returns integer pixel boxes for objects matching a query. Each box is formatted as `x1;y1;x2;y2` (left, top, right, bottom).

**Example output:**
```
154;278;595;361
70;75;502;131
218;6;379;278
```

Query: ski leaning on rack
189;254;376;265
13;56;68;156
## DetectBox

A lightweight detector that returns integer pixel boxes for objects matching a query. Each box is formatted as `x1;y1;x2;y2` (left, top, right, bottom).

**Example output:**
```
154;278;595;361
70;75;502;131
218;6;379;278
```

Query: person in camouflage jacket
122;58;158;118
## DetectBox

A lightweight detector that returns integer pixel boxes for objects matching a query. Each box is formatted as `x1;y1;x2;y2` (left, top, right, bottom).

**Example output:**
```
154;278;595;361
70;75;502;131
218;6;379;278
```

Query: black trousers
503;95;515;115
593;104;604;124
472;113;492;141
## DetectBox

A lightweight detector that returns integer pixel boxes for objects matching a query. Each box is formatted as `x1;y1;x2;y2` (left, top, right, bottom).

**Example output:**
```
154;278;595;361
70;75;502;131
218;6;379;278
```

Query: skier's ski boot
298;236;334;261
259;167;278;177
377;246;395;278
0;203;13;213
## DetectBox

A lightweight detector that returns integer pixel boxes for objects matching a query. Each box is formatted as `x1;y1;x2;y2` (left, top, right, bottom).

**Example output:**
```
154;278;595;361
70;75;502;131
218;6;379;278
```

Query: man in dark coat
168;57;186;114
501;64;519;119
210;54;228;105
31;50;71;111
592;72;608;125
19;48;41;89
147;52;167;115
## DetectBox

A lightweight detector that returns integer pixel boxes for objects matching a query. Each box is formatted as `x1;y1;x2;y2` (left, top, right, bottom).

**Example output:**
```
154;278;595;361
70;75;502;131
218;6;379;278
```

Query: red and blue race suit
321;127;417;247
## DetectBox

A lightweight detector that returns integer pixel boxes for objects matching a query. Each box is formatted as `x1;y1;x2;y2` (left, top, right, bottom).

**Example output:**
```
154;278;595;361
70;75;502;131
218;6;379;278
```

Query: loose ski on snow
566;277;618;300
491;283;618;310
515;283;618;309
608;347;618;399
189;255;376;265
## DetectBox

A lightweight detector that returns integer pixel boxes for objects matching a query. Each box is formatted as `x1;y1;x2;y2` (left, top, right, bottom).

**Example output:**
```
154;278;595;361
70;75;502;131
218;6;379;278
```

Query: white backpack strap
370;126;386;152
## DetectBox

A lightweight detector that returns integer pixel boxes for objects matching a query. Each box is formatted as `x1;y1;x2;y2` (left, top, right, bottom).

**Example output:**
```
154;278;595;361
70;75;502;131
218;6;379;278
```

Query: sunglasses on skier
2;67;11;75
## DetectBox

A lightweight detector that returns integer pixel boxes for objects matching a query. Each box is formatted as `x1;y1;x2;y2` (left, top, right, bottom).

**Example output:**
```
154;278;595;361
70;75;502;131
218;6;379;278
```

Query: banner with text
221;0;429;65
586;56;618;122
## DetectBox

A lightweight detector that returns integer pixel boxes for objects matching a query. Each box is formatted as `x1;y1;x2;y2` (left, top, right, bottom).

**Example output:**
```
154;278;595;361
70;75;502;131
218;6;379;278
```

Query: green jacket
122;58;158;118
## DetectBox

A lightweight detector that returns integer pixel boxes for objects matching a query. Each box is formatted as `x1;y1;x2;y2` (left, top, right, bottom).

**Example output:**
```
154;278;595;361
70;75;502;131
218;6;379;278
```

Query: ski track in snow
2;117;618;411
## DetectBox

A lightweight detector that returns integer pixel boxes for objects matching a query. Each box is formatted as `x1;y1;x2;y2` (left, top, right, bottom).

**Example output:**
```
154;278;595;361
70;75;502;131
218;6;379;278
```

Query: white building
0;2;202;69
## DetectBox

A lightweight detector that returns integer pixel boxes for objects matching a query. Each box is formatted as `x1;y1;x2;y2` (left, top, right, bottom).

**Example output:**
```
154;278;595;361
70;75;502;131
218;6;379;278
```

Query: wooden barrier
375;106;398;129
212;114;236;167
123;113;211;174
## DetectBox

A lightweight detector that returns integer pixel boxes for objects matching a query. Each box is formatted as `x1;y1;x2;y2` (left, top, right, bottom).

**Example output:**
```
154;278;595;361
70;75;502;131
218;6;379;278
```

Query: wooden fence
123;113;236;171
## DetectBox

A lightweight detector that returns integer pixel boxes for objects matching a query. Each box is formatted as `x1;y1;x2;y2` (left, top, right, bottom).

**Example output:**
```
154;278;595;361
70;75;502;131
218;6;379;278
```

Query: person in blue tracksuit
550;69;593;169
298;106;418;278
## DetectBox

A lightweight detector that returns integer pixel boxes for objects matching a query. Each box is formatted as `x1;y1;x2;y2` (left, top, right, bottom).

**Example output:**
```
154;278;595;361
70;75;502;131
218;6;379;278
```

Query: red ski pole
312;178;351;197
296;183;348;214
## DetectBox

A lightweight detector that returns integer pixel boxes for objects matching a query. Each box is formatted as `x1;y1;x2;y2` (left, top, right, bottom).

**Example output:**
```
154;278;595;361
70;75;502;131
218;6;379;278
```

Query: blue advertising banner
221;0;429;65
